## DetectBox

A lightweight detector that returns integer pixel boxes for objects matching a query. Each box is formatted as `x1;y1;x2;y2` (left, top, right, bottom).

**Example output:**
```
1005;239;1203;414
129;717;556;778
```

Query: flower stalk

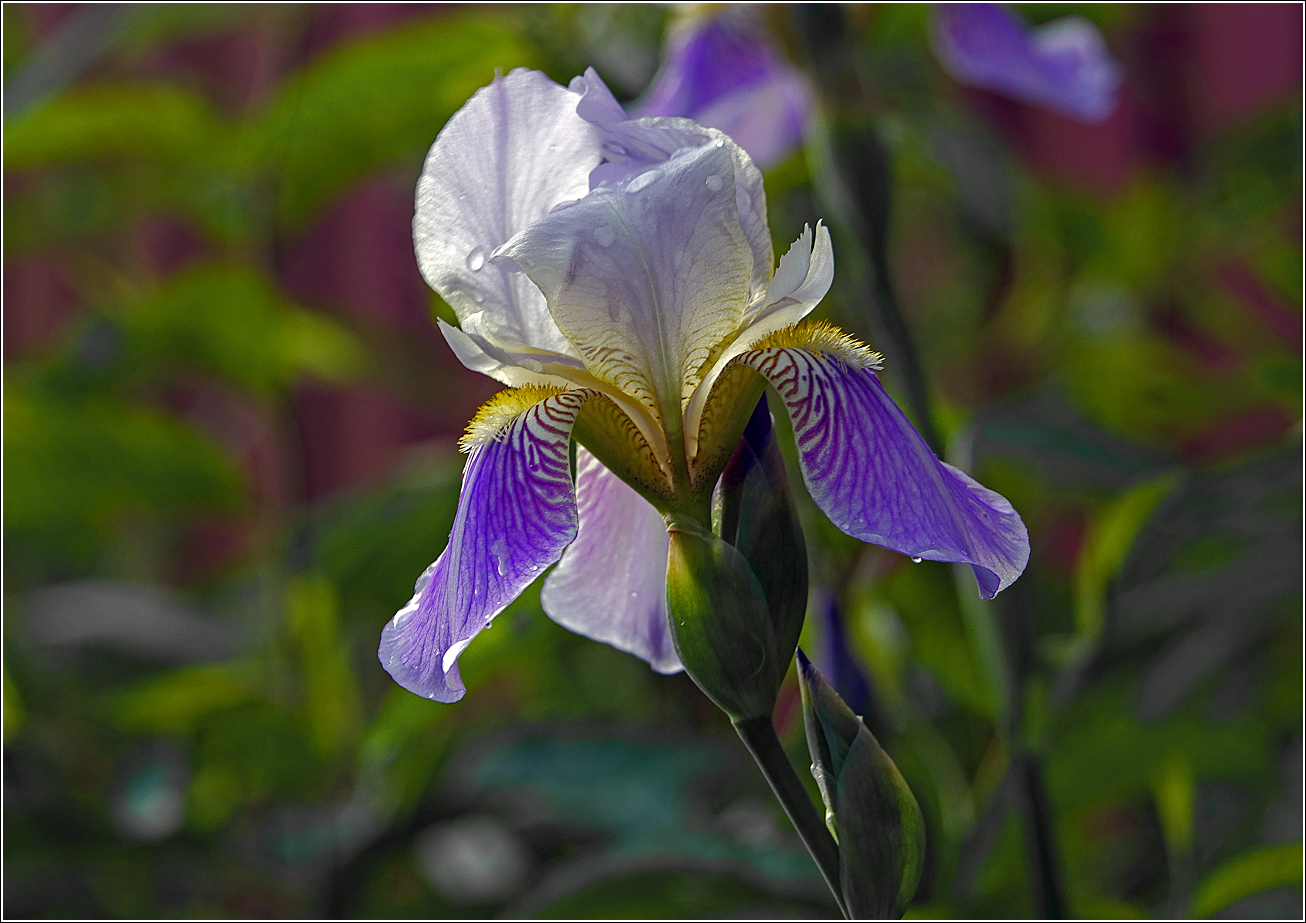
734;715;849;918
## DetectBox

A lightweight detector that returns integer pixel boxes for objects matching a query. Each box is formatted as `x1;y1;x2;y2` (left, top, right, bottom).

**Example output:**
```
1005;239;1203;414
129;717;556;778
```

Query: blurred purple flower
379;68;1029;703
638;5;1121;174
931;3;1123;123
816;591;873;718
635;7;811;168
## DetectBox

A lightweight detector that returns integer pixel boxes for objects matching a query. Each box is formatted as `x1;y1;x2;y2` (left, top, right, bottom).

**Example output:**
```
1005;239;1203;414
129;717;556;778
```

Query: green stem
1017;751;1069;919
733;716;849;918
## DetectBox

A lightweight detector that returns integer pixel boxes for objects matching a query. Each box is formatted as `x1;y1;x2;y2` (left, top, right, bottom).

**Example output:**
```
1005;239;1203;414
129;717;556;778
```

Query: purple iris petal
570;69;774;301
741;346;1029;598
413;68;601;358
379;390;592;701
541;447;680;673
932;3;1123;123
635;9;811;168
498;139;752;423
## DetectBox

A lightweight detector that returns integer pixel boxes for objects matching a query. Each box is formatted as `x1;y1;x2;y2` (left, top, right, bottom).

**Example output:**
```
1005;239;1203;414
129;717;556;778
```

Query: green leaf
125;263;365;394
1074;472;1180;644
3;82;225;170
285;575;362;755
1189;841;1303;919
3;385;243;574
111;663;263;733
248;13;537;225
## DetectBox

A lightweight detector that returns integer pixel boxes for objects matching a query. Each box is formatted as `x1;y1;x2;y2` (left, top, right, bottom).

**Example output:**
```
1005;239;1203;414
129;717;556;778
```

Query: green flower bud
713;397;809;671
665;518;784;722
797;649;925;919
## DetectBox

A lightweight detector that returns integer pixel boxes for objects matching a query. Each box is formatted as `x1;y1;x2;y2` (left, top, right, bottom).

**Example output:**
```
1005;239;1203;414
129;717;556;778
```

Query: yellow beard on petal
747;320;884;370
460;385;568;451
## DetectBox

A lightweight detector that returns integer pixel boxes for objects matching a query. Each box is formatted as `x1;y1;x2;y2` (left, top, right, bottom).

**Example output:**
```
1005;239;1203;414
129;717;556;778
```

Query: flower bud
713;397;809;673
665;518;783;721
797;649;924;919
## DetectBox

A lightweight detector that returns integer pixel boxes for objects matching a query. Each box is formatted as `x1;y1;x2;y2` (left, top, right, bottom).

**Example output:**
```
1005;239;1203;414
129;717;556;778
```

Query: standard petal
414;68;601;357
498;140;753;426
931;4;1122;123
739;341;1029;598
541;447;680;673
379;389;593;701
572;68;773;302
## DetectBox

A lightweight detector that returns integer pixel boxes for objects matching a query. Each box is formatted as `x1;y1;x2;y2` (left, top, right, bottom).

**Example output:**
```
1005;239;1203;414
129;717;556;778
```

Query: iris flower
634;5;812;168
931;3;1123;123
380;68;1028;702
636;4;1121;173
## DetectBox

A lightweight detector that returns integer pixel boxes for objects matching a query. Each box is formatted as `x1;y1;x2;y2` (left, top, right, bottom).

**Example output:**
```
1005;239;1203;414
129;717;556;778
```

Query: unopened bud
714;397;808;671
665;518;783;721
797;649;924;919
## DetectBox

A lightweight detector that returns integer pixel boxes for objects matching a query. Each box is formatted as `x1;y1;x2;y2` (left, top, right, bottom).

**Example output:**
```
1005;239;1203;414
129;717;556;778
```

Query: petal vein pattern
541;447;680;673
379;389;594;701
499;140;753;426
740;345;1029;598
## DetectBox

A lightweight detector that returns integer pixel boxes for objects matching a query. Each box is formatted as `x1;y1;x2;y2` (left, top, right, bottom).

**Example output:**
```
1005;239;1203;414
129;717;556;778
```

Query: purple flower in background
817;591;873;718
637;4;1121;174
635;7;811;168
380;68;1029;702
932;3;1123;123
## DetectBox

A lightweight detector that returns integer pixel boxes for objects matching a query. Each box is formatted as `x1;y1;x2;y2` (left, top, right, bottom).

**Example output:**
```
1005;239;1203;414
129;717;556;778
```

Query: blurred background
3;3;1301;918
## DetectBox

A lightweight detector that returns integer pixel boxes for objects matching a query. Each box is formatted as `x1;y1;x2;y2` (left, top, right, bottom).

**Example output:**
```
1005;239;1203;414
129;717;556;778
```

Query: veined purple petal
497;140;753;425
414;69;601;361
541;447;680;673
571;68;773;302
636;8;811;168
740;346;1029;598
379;390;593;701
932;4;1122;123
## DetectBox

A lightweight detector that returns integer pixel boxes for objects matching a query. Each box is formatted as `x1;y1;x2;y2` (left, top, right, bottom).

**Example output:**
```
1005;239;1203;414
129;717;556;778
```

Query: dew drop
626;171;656;193
594;225;615;247
491;537;509;576
705;173;724;192
911;556;923;564
466;247;485;271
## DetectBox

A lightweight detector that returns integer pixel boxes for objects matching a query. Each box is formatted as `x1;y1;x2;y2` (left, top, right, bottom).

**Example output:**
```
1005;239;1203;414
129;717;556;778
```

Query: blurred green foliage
3;3;1301;920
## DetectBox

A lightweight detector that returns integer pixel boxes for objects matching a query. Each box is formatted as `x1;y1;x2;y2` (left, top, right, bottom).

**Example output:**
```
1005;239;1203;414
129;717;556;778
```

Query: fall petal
378;389;592;701
541;447;680;673
740;343;1029;598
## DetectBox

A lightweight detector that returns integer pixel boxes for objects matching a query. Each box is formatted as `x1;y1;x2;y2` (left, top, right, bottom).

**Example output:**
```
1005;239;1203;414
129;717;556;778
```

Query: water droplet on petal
594;225;615;247
466;247;485;271
911;556;923;564
626;171;656;193
705;174;724;191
